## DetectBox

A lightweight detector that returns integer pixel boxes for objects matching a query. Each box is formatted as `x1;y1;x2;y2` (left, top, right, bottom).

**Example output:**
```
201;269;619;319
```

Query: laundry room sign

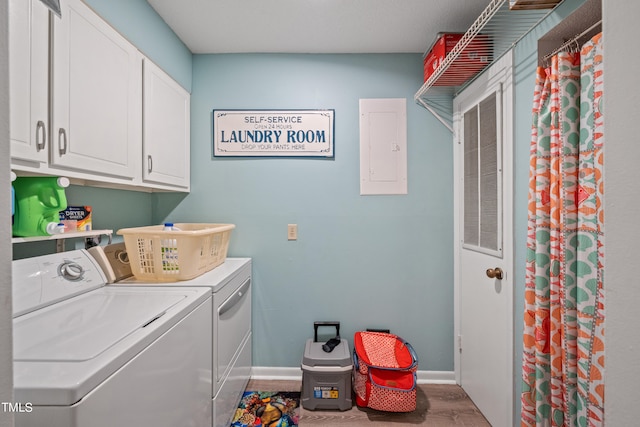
213;109;335;157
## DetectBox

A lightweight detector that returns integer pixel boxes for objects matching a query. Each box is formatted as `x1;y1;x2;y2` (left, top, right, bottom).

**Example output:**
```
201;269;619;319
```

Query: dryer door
215;276;251;387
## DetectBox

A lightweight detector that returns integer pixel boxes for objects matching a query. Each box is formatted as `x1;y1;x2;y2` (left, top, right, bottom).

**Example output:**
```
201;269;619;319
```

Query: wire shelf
414;0;558;130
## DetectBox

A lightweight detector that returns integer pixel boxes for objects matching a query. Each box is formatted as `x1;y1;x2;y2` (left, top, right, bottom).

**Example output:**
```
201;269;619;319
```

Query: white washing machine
11;250;212;427
113;257;253;427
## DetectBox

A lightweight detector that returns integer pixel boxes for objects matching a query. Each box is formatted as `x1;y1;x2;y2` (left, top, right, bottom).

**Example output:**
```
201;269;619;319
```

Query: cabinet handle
58;128;67;156
36;120;46;151
147;155;153;173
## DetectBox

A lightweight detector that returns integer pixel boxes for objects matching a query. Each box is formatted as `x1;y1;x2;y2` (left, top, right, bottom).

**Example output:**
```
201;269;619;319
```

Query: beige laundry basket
117;223;234;281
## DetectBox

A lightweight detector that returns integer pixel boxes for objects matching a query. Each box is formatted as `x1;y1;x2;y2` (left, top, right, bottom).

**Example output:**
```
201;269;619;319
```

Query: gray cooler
301;323;353;411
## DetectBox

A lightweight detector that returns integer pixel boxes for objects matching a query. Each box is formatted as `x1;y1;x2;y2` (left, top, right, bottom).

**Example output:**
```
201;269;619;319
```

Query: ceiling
146;0;493;54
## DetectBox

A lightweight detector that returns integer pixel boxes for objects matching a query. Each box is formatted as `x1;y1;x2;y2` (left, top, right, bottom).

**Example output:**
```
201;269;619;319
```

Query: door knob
486;267;503;280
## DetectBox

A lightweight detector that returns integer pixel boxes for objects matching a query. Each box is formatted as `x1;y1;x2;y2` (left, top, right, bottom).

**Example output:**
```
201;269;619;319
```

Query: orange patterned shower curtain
520;33;604;427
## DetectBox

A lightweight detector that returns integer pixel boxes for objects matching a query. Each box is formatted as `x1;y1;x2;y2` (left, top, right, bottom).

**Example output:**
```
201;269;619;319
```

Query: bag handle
314;321;340;342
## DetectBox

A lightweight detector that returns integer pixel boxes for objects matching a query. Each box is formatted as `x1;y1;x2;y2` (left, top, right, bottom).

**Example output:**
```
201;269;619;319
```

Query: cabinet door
51;0;141;179
9;0;49;165
142;59;190;189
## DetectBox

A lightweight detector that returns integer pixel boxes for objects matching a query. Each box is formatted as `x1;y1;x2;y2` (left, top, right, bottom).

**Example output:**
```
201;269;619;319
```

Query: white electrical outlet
288;224;298;240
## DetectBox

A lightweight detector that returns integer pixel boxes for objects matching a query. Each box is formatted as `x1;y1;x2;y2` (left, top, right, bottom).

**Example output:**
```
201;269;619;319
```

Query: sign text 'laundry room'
213;110;334;157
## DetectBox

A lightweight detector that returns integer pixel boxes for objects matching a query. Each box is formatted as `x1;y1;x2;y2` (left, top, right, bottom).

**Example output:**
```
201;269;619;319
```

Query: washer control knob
59;261;85;281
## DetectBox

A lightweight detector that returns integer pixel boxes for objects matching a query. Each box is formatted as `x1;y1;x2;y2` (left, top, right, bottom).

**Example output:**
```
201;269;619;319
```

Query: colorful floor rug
230;391;300;427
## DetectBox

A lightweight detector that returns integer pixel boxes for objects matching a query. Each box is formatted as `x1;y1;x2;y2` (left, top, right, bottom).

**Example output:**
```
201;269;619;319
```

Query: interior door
453;51;514;427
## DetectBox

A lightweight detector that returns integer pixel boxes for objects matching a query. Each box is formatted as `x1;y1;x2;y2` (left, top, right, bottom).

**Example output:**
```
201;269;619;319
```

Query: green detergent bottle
13;176;70;237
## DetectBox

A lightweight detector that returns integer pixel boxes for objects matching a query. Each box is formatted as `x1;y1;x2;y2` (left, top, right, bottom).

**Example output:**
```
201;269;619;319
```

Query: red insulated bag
352;331;418;412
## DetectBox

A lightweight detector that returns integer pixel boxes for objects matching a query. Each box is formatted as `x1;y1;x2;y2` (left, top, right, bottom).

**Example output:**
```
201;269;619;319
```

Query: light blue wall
158;53;455;369
35;0;587;386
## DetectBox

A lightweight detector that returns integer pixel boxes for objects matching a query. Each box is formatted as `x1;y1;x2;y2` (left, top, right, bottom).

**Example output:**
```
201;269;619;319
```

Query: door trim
452;50;515;426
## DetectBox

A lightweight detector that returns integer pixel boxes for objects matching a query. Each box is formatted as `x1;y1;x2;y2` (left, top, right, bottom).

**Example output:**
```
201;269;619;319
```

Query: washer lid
12;250;107;317
13;286;210;406
14;291;184;361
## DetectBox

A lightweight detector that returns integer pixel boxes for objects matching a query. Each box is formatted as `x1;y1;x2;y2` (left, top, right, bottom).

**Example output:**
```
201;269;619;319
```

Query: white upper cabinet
9;0;49;165
50;0;142;180
142;59;191;189
9;0;189;192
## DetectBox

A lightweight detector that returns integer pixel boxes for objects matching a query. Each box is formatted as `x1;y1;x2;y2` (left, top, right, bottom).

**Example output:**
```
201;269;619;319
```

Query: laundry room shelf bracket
414;0;559;131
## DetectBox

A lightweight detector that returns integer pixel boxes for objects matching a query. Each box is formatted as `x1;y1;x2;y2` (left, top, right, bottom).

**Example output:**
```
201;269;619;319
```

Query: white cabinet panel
142;59;190;189
9;0;49;165
359;98;408;195
51;0;141;179
9;0;189;192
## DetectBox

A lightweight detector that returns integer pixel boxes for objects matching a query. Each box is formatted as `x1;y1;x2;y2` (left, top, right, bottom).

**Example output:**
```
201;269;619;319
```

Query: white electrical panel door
359;98;407;195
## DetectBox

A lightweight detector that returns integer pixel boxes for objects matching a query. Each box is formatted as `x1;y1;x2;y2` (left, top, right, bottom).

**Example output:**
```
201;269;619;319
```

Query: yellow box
59;206;92;232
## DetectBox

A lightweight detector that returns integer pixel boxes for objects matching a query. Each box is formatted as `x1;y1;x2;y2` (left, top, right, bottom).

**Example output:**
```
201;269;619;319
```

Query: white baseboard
415;370;456;384
250;366;456;385
251;366;302;381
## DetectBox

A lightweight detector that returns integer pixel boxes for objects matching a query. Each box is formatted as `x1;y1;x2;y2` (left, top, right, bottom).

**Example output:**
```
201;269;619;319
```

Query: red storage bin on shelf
423;32;491;86
423;33;462;83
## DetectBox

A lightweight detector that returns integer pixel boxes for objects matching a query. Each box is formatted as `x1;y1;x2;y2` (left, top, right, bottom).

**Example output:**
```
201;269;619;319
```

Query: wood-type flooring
245;379;491;426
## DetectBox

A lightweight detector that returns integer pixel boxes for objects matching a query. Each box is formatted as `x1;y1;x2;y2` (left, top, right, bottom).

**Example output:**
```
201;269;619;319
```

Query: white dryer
113;257;252;427
12;250;212;427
